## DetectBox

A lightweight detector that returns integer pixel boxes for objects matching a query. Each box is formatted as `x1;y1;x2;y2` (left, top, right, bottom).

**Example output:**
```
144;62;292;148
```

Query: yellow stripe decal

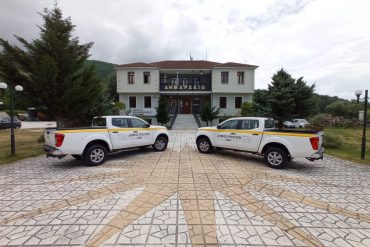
57;128;164;134
200;129;315;138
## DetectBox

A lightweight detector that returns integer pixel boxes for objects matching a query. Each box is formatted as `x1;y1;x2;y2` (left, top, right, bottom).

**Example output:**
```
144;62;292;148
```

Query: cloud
0;0;370;99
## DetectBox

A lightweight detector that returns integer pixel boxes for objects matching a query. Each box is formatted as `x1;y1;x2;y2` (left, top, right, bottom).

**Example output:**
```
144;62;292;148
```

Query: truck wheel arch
196;135;212;145
261;142;291;157
156;133;169;142
84;140;110;154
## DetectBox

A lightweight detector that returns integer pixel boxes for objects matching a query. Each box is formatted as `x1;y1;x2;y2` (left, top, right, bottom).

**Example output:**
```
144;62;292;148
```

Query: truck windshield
92;118;106;127
264;119;275;129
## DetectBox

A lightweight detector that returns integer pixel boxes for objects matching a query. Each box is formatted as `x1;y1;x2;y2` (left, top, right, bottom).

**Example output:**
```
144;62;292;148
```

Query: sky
1;0;369;99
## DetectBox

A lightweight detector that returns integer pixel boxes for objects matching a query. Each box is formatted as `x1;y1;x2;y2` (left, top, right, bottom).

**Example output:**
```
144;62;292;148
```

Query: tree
252;89;270;117
0;6;108;126
325;101;360;119
267;69;315;128
112;102;126;115
200;103;221;126
156;97;170;125
240;102;253;116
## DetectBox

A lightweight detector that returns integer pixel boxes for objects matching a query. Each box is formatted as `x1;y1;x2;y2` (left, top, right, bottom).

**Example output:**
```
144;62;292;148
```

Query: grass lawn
0;129;44;165
324;127;370;165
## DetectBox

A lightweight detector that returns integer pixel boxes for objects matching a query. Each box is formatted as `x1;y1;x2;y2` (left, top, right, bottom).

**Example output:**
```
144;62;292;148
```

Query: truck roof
224;117;272;121
94;116;140;119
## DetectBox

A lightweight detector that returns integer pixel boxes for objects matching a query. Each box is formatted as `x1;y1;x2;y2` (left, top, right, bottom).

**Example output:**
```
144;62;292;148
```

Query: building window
235;97;242;108
219;96;227;108
144;72;150;84
144;96;151;108
237;72;244;84
128;72;135;84
129;96;136;108
221;72;229;84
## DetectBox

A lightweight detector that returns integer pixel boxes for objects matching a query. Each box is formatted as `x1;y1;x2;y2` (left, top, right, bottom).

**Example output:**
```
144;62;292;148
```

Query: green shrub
240;102;253;116
323;132;342;149
308;114;332;131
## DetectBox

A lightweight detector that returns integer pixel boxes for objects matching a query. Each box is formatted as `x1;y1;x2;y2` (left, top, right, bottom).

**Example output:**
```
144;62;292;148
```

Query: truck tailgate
44;129;56;147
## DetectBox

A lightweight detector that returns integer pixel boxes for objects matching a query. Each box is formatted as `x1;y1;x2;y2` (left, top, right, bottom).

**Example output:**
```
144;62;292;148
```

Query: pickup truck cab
195;117;324;168
44;116;169;165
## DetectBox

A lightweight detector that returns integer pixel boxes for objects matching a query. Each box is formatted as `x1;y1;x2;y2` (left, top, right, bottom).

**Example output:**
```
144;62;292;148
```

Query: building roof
115;62;156;68
214;62;258;68
150;60;221;69
116;60;258;69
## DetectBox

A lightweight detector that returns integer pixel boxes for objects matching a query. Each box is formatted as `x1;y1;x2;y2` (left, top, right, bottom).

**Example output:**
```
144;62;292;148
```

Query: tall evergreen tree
252;89;271;117
267;69;315;127
156;97;170;125
0;6;108;126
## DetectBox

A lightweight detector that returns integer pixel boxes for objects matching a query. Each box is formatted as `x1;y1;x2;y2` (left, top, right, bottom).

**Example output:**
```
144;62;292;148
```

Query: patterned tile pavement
0;130;370;246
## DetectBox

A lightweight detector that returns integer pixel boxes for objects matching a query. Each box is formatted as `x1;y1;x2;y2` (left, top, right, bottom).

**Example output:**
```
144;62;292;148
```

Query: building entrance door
183;96;191;114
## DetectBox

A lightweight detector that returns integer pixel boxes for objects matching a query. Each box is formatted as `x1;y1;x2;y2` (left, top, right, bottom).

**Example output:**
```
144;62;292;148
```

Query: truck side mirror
217;124;221;129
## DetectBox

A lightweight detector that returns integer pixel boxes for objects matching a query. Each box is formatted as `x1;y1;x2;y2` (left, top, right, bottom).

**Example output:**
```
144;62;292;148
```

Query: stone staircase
171;114;199;130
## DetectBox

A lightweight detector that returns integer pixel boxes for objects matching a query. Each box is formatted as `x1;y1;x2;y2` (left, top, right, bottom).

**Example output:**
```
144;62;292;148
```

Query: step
172;114;199;130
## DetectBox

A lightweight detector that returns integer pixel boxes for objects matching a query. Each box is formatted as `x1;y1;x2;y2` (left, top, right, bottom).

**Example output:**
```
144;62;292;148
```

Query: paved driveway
0;131;370;246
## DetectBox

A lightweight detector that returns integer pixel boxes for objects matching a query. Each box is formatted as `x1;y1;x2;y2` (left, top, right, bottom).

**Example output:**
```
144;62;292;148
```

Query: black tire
84;144;107;166
197;138;213;154
71;155;82;160
152;137;168;151
264;147;288;169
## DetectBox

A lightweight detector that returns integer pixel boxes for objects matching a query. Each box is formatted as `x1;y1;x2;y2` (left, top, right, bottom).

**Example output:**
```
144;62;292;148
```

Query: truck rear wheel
84;144;107;166
264;147;288;169
197;138;213;154
153;137;168;151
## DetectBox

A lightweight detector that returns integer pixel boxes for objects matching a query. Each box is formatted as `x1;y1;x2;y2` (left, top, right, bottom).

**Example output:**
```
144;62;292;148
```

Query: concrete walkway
172;114;198;130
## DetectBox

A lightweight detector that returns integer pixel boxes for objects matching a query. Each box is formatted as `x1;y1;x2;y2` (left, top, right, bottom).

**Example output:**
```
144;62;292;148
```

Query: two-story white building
115;60;258;124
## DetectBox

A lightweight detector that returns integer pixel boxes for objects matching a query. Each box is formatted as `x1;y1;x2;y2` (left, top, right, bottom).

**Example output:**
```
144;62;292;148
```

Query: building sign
160;74;211;91
126;108;156;116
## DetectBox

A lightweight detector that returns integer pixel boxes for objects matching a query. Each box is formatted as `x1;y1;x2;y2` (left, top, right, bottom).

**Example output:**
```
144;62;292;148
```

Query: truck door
109;118;133;149
129;118;153;146
214;119;240;149
236;119;262;152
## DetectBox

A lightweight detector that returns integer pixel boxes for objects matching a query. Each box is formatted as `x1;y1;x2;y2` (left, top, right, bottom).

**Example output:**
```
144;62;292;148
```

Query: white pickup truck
44;116;169;165
195;117;324;168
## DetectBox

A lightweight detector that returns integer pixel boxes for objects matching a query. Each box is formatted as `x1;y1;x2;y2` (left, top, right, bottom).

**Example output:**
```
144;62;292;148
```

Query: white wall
119;93;160;111
117;68;160;93
211;68;255;93
211;93;252;116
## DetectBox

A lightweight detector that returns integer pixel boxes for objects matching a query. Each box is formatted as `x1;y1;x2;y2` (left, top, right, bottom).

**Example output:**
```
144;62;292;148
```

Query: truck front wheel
84;144;107;166
197;138;213;154
264;147;288;169
153;137;168;151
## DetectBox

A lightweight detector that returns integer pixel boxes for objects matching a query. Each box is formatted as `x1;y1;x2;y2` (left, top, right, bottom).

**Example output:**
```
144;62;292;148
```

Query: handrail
169;108;178;129
193;112;201;128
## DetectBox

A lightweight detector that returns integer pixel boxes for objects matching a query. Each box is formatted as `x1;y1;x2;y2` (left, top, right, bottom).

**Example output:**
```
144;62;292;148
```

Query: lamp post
354;89;368;160
0;82;24;155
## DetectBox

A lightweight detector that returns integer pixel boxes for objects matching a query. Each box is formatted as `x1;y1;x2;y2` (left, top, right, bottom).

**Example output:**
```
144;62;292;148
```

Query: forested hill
84;60;116;80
